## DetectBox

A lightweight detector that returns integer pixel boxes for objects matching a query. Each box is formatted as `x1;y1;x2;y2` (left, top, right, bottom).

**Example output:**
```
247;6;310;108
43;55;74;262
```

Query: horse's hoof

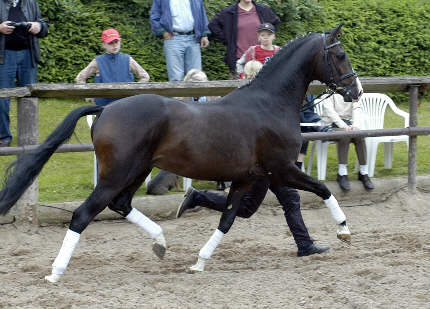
188;266;204;273
337;224;351;244
337;233;351;244
152;243;166;259
188;257;206;273
152;233;166;259
44;273;61;283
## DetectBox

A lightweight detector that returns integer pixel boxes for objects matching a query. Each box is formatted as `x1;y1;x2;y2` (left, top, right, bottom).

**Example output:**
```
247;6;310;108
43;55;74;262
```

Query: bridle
300;34;359;112
322;33;357;97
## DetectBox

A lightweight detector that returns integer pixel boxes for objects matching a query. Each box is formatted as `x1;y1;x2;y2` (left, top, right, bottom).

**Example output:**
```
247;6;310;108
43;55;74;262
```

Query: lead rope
300;88;336;112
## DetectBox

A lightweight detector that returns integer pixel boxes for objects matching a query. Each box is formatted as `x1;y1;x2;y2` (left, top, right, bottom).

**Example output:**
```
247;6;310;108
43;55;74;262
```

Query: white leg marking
44;229;80;283
126;208;163;239
189;257;208;273
324;195;346;224
189;229;224;272
127;208;166;259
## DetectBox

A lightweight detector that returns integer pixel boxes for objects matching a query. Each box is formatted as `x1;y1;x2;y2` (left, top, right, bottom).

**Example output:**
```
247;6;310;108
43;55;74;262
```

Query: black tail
0;105;104;215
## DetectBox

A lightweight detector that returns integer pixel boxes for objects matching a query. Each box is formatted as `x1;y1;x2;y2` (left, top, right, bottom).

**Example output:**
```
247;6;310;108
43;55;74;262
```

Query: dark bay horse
0;24;362;281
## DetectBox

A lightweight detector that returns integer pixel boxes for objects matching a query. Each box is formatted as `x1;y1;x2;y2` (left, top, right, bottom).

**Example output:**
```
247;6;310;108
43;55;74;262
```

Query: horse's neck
248;36;320;115
246;63;313;119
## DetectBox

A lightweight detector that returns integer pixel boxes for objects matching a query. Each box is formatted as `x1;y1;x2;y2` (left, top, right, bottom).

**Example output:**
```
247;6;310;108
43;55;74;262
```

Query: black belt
174;30;194;35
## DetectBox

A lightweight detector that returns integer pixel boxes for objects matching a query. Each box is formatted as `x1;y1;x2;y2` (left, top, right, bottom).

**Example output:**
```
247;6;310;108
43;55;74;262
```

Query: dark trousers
194;178;313;249
337;136;367;165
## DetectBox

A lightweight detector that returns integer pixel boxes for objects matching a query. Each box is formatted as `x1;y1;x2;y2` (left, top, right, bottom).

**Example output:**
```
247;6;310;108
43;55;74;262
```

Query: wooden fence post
408;86;419;192
15;97;39;225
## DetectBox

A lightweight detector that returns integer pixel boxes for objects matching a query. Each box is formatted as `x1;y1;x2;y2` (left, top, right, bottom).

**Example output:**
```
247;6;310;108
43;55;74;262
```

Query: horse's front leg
189;181;253;272
272;163;351;243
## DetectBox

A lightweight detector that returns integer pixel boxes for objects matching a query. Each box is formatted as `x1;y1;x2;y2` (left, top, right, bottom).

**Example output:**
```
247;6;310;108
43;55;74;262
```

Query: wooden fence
1;76;430;223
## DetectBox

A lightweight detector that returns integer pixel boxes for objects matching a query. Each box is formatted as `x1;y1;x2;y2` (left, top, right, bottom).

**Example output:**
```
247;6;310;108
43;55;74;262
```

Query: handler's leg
176;188;227;218
270;185;330;256
271;163;351;242
177;178;270;218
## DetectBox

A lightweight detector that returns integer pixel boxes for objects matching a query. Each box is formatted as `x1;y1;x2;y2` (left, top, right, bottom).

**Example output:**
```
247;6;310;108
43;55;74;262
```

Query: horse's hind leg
44;183;121;283
189;180;254;272
107;170;166;259
273;163;351;243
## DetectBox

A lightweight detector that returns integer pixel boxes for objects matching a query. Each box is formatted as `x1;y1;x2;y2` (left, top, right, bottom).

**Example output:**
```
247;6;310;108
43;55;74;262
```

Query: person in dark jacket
208;0;280;79
0;0;49;146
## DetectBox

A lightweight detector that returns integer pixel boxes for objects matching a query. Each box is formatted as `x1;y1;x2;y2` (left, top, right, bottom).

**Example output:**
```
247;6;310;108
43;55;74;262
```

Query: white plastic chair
86;115;153;188
305;99;335;180
358;93;409;177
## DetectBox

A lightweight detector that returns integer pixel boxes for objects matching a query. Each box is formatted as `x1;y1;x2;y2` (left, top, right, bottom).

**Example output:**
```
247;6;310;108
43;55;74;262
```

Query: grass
0;97;429;203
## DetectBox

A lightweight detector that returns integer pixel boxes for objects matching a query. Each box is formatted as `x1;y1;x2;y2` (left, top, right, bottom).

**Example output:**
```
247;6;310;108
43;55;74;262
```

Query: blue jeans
163;34;201;81
0;49;37;142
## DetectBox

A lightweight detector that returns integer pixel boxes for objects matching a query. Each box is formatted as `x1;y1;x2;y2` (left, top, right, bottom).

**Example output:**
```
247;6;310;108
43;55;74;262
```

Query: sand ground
1;188;429;309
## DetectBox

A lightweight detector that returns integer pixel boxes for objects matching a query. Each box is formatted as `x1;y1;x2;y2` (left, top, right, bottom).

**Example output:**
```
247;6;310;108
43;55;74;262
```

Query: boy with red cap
236;23;280;78
76;28;150;106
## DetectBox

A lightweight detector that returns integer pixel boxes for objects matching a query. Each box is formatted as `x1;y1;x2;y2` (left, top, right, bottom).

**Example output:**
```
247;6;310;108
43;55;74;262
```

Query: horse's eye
336;52;346;60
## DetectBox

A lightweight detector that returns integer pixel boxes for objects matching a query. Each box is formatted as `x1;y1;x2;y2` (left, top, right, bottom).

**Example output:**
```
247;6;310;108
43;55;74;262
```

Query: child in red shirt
236;23;280;78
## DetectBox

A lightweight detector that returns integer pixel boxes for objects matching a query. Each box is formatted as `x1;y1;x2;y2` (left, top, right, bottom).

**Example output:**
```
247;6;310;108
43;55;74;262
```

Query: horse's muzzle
341;77;363;101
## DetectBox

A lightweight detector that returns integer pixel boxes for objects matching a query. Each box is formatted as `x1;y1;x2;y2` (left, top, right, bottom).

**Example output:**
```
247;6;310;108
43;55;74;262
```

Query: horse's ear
327;23;343;42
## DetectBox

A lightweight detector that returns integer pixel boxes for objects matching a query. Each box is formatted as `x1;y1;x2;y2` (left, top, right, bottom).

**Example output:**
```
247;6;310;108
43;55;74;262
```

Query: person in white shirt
320;93;374;191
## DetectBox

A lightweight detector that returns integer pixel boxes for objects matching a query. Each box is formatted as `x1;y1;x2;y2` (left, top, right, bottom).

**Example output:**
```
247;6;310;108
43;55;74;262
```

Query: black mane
246;32;320;87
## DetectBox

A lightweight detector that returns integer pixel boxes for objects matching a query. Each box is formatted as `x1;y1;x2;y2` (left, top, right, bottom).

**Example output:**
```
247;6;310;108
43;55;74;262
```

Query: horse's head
317;24;363;101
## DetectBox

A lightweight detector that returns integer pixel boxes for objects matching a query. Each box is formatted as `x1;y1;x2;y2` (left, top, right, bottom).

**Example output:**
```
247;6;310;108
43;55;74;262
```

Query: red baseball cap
101;29;121;43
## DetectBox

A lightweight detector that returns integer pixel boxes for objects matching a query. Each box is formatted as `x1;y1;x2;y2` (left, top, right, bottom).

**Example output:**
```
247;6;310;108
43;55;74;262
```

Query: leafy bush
304;0;430;77
37;0;430;83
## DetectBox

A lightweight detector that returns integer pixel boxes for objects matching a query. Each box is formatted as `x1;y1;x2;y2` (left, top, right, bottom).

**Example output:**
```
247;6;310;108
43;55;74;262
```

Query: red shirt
236;5;260;58
253;45;278;64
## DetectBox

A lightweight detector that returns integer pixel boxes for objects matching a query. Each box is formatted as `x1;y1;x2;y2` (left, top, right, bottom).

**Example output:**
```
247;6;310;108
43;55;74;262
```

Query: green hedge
305;0;430;77
36;0;429;83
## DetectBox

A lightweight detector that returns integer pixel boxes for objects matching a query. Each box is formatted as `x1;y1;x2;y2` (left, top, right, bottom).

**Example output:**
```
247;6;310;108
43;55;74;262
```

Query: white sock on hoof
324;195;346;224
199;229;224;260
126;208;163;239
51;229;81;276
189;256;207;272
153;233;166;247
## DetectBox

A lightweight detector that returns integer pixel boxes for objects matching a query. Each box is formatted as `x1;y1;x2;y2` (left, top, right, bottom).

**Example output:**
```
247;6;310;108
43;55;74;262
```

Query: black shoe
358;172;374;190
297;244;330;257
176;187;198;218
216;181;226;191
337;174;350;191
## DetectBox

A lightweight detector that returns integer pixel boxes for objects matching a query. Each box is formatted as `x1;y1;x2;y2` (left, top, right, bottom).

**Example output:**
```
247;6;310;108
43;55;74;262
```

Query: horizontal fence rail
0;127;429;156
1;76;430;99
0;76;428;223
